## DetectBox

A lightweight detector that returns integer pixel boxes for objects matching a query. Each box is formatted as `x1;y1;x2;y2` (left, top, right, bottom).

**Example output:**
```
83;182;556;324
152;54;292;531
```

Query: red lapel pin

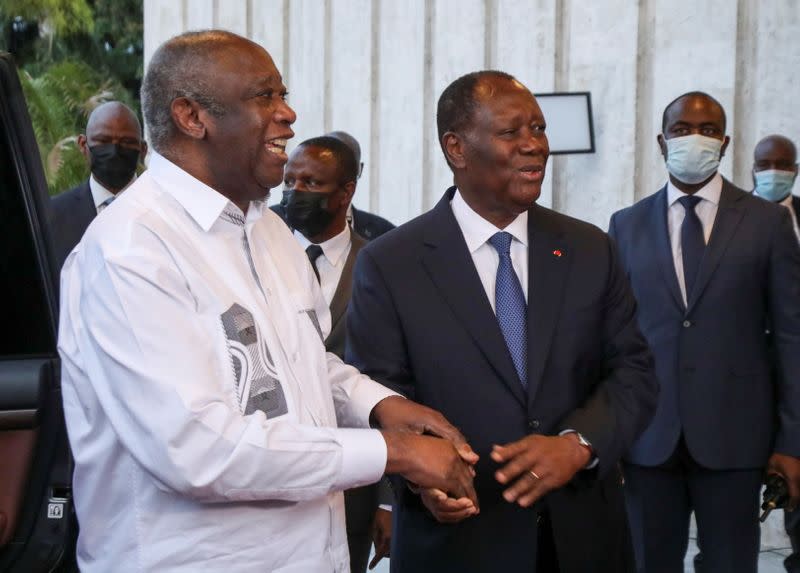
552;249;563;257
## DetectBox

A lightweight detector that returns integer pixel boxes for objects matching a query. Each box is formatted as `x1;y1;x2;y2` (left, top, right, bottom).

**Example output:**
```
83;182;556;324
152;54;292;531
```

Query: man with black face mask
50;101;146;268
609;92;800;573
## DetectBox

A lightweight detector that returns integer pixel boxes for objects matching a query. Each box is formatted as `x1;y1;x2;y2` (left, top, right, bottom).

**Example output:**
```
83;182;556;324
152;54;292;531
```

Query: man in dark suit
50;101;146;268
346;70;658;573
281;135;394;573
751;134;800;573
609;92;800;573
272;131;395;241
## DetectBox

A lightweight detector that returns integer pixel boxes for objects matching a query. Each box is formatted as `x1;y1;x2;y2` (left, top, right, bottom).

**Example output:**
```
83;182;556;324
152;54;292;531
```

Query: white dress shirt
89;173;136;213
666;173;723;305
59;152;395;573
450;189;529;309
295;225;352;306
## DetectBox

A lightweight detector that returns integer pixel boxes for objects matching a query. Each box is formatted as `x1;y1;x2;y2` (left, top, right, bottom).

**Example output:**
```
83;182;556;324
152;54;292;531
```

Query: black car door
0;53;74;572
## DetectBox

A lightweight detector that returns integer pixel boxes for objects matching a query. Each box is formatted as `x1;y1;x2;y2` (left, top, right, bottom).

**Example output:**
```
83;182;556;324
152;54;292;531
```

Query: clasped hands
372;397;591;524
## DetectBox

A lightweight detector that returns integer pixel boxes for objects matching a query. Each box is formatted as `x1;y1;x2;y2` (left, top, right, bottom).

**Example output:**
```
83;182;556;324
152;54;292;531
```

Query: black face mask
282;189;337;238
89;143;140;191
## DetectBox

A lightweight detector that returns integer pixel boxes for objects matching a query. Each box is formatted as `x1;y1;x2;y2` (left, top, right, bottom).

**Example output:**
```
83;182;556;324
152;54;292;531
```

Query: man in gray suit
50;101;146;268
281;135;393;572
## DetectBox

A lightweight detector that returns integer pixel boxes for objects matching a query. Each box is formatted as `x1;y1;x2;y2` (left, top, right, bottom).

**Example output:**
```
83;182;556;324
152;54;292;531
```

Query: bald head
77;100;147;192
754;134;797;172
86;101;142;138
141;30;266;153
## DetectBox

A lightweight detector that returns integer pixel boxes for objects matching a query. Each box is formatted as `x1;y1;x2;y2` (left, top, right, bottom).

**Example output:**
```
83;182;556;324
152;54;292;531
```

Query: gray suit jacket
325;231;368;359
324;230;394;514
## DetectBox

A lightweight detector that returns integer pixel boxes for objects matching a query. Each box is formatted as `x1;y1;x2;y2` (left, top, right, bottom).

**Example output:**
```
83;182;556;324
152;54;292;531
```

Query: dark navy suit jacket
346;188;658;573
50;180;95;269
609;179;800;469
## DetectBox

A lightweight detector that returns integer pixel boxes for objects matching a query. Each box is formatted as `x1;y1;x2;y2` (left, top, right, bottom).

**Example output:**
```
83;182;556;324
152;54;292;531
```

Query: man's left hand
371;396;479;465
491;433;591;508
767;453;800;510
368;508;392;570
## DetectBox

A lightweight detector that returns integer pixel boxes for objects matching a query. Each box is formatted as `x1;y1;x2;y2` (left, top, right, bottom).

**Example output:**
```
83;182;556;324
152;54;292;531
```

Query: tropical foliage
0;0;143;195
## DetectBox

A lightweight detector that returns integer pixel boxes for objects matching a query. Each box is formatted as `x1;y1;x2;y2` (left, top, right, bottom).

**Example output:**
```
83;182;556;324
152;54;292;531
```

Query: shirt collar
450;188;529;254
294;225;351;266
667;172;723;207
147;152;266;231
89;174;119;208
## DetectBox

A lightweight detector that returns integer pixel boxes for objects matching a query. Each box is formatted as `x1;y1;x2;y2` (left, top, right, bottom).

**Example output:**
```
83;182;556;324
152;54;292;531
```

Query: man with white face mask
753;134;800;243
609;92;800;573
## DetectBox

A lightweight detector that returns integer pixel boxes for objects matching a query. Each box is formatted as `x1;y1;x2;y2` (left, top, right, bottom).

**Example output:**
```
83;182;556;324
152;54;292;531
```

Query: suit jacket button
528;420;540;430
682;320;692;328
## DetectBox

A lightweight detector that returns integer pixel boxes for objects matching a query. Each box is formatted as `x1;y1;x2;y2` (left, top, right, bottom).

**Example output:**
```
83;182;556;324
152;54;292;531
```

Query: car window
0;109;54;357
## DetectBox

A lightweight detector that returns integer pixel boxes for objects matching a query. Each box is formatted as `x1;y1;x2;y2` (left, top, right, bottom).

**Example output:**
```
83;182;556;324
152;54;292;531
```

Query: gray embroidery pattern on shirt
220;303;288;417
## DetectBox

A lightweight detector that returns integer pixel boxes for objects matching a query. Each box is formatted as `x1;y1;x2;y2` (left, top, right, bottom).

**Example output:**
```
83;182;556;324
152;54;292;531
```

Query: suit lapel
525;206;571;402
78;181;97;226
328;230;366;332
421;189;527;407
686;181;745;314
650;187;685;311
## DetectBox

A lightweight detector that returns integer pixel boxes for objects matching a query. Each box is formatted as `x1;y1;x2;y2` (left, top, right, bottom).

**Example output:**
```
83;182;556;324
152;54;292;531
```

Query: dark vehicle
0;53;75;571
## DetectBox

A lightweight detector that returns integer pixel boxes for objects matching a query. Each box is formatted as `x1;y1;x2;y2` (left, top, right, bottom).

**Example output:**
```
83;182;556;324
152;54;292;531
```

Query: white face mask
753;169;797;202
664;134;723;185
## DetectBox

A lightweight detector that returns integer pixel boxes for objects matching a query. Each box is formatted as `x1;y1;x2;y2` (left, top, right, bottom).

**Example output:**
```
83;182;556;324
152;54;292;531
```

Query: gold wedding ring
527;470;541;480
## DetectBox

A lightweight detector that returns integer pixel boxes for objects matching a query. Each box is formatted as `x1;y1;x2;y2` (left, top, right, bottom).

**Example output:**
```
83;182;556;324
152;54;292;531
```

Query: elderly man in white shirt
58;30;478;573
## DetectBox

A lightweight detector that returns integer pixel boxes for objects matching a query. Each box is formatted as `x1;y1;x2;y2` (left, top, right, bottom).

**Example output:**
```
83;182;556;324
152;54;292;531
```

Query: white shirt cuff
378;504;392;512
348;376;402;428
335;428;388;491
559;429;599;469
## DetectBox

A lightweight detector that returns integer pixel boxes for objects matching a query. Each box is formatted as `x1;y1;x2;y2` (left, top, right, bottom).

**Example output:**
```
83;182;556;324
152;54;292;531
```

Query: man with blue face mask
609;91;800;573
753;134;799;243
752;134;800;573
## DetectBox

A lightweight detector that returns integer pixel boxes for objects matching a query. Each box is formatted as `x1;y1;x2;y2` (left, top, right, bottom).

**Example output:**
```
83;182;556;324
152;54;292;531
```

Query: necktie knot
100;195;116;209
678;195;702;212
488;231;514;256
306;244;324;264
306;244;324;283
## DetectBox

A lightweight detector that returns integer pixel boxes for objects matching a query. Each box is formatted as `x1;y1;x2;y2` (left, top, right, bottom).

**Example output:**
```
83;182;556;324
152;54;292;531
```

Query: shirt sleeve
60;229;388;504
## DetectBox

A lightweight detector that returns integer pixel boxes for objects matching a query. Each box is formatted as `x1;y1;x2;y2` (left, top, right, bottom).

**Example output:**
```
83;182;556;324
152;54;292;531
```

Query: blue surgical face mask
753;169;797;202
664;134;723;185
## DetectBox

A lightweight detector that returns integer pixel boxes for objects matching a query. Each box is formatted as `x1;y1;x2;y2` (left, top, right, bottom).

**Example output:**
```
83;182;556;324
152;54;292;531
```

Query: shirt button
683;320;692;328
528;419;540;430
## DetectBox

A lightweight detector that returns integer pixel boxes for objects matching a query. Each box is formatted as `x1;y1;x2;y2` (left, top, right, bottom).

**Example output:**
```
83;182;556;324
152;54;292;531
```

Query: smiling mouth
518;165;545;182
265;138;289;159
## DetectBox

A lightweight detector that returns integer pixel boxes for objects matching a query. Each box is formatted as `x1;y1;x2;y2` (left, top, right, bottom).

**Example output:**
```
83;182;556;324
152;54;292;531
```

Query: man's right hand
419;487;478;523
382;431;479;509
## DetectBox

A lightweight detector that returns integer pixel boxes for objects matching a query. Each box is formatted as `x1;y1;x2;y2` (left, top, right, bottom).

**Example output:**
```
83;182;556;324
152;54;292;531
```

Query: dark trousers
624;439;762;573
537;510;560;572
786;508;800;573
345;483;380;573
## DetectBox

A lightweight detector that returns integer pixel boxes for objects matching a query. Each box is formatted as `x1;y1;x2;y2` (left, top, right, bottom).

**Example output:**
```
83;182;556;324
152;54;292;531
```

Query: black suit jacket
270;204;395;241
50;180;95;268
609;179;800;468
346;187;658;573
793;196;800;227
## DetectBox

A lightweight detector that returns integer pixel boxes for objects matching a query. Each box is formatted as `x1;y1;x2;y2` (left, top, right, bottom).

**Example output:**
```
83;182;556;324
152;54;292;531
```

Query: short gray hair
141;30;240;153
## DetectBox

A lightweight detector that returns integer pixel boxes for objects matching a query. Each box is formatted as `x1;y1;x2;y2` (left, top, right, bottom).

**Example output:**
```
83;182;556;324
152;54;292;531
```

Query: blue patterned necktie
488;231;527;388
678;195;705;300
